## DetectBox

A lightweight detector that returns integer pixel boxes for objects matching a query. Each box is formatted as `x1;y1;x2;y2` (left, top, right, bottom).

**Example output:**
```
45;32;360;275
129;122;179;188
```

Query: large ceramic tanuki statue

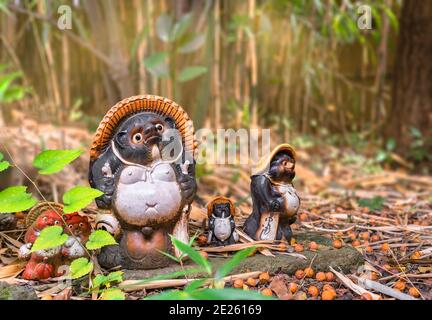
244;144;300;242
89;95;196;269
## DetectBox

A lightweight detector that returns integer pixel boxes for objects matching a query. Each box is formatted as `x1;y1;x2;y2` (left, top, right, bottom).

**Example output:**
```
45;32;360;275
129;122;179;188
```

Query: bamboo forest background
0;0;425;161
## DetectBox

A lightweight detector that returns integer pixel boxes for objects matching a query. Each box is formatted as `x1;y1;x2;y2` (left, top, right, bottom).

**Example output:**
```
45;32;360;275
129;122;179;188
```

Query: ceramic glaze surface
114;162;182;226
275;184;300;217
213;217;232;241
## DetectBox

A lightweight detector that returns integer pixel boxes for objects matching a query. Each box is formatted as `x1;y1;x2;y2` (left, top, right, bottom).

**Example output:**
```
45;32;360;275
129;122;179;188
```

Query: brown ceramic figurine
207;196;239;246
243;144;300;242
89;95;197;269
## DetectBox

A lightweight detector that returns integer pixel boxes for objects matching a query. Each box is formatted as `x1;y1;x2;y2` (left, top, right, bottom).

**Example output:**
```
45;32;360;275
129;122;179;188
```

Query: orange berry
394;281;406;291
199;251;208;259
308;285;319;297
333;239;343;249
259;272;270;284
278;243;287;252
246;277;258;287
365;246;373;253
408;287;420;298
261;288;273;297
299;213;308;221
381;243;390;252
288;282;298;294
321;290;336;300
359;232;370;240
233;279;244;289
368;272;379;281
325;272;335;282
382;264;391;271
361;293;373;300
371;234;380;242
323;284;335;292
294;244;304;252
197;234;208;245
295;269;305;280
316;272;326;282
411;251;422;260
352;240;361;247
304;267;314;278
309;241;318;251
348;232;357;240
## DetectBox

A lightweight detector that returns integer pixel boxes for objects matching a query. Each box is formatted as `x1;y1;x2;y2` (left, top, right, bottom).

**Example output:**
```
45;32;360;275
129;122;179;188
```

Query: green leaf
145;290;190;300
70;257;94;279
100;288;125;300
30;225;68;252
189;288;274;300
0;186;37;213
0;153;10;173
184;279;208;292
170;13;193;42
86;230;117;250
386;138;396;151
178;66;207;82
171;237;211;275
178;34;206;54
93;271;124;288
33;149;83;174
144;52;169;78
215;247;256;280
62;186;104;213
358;196;385;212
156;13;173;42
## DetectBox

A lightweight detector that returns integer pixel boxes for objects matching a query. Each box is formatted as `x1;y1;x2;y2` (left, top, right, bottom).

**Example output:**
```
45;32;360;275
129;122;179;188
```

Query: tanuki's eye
132;132;143;144
43;216;48;222
79;223;84;228
69;225;73;229
155;124;164;132
54;220;60;225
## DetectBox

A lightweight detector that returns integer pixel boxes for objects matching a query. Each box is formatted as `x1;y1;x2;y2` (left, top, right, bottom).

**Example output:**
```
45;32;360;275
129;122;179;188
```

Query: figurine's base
121;233;364;280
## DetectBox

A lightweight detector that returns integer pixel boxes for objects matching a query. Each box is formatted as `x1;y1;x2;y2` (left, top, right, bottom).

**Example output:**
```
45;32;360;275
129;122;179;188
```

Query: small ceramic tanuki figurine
243;144;300;242
61;212;91;261
19;202;91;280
207;196;239;246
89;95;197;269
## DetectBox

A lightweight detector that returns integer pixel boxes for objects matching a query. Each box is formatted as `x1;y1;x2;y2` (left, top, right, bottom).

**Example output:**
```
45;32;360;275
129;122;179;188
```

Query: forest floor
0;112;431;300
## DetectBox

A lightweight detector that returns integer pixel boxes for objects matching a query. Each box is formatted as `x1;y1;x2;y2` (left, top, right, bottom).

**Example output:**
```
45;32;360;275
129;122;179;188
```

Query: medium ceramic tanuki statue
19;202;91;280
207;196;239;246
243;144;300;242
89;95;197;269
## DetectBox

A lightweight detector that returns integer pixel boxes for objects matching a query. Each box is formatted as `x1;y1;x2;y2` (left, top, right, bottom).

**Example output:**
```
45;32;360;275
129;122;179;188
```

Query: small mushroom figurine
88;95;197;269
243;144;300;242
207;196;239;246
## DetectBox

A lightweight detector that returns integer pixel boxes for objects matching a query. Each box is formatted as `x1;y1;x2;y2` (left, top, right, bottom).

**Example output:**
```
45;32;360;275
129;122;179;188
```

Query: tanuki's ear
115;130;128;147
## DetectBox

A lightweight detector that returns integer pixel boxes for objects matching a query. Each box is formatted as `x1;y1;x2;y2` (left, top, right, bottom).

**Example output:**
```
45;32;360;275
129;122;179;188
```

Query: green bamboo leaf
86;230;117;250
70;257;94;279
145;290;190;300
144;52;169;77
188;288;274;300
171;237;211;274
215;247;256;280
0;186;37;213
178;34;206;54
33;149;83;174
178;66;207;82
100;288;125;300
170;13;193;42
156;13;173;42
184;279;208;292
62;186;103;213
30;225;68;252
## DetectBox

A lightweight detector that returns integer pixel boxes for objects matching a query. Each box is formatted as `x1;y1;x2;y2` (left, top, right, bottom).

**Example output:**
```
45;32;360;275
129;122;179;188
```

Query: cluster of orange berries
393;280;421;298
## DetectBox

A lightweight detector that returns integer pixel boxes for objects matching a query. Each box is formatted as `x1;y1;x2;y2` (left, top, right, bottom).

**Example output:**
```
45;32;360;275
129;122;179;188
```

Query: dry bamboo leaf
329;267;381;300
0;263;25;279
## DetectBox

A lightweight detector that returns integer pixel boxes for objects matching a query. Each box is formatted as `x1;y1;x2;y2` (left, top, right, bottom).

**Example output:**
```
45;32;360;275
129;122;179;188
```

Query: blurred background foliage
0;0;430;170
